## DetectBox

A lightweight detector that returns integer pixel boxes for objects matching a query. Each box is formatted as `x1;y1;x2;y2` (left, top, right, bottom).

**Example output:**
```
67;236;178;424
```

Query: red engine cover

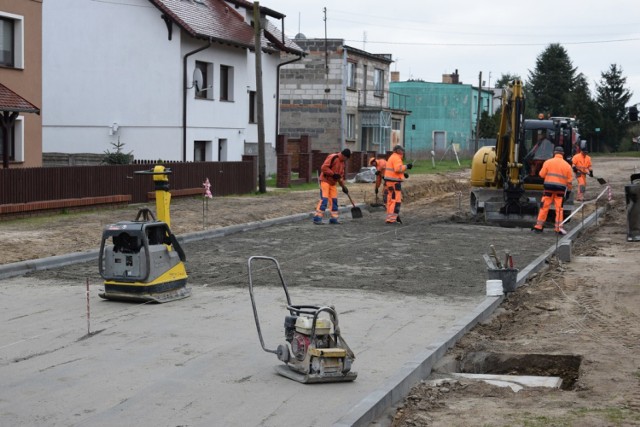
291;332;310;361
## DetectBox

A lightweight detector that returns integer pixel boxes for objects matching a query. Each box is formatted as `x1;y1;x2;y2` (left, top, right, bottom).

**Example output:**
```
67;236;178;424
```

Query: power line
342;37;640;48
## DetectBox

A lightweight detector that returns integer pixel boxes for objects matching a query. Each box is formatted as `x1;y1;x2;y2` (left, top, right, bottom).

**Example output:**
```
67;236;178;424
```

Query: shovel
589;174;607;185
371;190;384;208
345;192;363;219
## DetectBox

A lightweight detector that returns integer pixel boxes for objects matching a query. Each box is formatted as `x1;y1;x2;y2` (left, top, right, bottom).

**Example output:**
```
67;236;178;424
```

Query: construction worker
369;156;387;205
313;148;351;225
383;145;412;224
571;144;593;202
532;145;573;235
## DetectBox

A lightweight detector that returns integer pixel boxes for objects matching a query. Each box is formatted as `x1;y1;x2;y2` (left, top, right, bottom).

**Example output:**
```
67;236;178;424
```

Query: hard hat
553;145;564;154
393;144;405;152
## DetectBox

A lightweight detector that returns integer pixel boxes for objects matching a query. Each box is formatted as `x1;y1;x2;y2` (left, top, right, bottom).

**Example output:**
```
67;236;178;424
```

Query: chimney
442;69;460;84
391;71;400;82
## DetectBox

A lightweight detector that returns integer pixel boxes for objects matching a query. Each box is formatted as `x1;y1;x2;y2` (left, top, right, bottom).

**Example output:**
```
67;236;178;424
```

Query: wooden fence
0;161;257;214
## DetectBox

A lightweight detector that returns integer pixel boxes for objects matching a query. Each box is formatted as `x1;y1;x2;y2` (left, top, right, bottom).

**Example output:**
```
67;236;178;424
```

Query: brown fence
0;161;257;206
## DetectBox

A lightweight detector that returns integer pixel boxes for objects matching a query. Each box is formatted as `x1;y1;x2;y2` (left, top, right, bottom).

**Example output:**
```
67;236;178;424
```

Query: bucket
487;268;519;293
486;279;503;296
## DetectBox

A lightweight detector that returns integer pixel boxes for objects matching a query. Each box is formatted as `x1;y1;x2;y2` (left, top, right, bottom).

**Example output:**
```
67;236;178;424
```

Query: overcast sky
267;0;640;108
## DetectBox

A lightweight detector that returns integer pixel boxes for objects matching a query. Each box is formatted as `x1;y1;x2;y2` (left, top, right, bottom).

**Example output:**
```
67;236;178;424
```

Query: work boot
329;218;341;224
531;227;543;234
313;216;323;225
396;216;403;224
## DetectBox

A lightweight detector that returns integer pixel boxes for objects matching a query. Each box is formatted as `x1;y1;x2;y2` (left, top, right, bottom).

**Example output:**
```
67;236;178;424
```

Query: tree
527;44;577;117
477;110;498;138
102;138;133;165
595;64;633;152
569;73;599;145
494;73;521;89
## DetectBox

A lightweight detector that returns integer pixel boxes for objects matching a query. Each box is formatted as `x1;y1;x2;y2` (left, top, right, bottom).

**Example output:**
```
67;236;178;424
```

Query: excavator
470;80;578;226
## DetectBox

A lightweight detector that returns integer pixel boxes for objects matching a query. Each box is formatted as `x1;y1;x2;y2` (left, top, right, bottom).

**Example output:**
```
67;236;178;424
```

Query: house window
249;91;257;123
346;114;355;140
194;60;213;100
392;119;401;130
374;68;384;97
0;13;23;68
0;117;23;162
194;140;209;161
363;64;368;92
220;65;234;101
347;61;356;89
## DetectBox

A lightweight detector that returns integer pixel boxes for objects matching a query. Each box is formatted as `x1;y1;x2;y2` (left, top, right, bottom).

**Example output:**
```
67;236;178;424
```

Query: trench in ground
441;352;582;390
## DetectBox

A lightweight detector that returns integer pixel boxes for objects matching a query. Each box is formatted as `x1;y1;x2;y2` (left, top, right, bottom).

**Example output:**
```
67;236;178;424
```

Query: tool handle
490;245;503;269
346;192;357;208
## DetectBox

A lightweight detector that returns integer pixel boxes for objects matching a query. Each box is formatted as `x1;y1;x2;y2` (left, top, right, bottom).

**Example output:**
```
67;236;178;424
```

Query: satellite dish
192;68;203;92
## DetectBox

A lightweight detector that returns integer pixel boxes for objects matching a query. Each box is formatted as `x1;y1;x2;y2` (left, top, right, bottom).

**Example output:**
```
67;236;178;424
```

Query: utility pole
475;71;482;152
253;2;266;193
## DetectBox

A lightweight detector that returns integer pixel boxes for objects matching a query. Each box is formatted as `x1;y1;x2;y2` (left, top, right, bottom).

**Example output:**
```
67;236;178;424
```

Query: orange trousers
575;174;587;201
385;182;402;223
534;190;565;232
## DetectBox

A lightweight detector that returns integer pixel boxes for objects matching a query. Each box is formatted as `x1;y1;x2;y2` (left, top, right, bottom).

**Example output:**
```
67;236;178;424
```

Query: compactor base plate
274;365;357;384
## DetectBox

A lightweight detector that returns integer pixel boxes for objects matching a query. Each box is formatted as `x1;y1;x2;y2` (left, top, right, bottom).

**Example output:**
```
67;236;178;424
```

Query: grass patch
409;159;470;174
591;151;640;158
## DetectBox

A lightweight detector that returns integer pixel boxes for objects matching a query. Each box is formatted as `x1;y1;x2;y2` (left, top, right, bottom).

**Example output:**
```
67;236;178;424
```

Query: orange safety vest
383;152;406;183
319;153;345;185
539;153;573;191
571;153;592;175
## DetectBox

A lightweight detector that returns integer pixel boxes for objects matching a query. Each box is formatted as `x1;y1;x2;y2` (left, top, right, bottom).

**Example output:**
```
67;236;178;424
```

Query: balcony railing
358;89;410;113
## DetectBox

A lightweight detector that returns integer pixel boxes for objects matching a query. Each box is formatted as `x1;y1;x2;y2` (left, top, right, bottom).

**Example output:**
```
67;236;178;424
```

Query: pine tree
527;44;577;117
595;64;633;151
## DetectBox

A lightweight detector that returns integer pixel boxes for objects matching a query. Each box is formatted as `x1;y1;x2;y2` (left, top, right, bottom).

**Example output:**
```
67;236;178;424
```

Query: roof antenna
323;7;328;76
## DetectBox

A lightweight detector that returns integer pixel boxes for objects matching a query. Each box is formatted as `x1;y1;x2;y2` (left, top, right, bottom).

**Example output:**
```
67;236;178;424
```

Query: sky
265;0;640;109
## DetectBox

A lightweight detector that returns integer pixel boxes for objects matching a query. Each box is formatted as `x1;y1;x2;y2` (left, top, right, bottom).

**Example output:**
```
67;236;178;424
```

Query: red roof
0;83;40;114
148;0;303;54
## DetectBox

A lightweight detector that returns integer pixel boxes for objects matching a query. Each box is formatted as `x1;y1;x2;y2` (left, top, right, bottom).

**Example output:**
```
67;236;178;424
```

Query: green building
390;76;492;158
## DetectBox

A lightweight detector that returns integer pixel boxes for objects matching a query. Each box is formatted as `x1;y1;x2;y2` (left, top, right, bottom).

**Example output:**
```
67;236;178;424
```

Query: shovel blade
351;207;363;219
597;177;607;185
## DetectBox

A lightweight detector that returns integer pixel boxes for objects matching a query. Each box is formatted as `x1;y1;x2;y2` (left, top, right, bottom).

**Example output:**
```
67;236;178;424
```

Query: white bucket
486;279;503;296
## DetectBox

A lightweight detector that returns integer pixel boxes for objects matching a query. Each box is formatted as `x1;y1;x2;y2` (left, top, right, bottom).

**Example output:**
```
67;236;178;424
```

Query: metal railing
358;89;410;112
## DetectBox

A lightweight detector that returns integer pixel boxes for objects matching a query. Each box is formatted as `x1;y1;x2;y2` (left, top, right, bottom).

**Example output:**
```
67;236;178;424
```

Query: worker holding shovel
571;143;593;202
383;145;412;224
313;149;351;225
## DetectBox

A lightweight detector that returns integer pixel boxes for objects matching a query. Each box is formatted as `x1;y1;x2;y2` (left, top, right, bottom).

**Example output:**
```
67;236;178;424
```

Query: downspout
341;46;347;151
182;39;211;161
275;53;303;142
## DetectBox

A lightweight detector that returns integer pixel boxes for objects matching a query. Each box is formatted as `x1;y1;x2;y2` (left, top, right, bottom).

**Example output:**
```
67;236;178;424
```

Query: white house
42;0;302;164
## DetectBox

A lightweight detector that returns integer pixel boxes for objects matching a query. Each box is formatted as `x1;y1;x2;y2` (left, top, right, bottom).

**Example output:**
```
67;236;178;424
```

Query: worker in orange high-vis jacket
369;156;387;205
313;148;351;225
532;145;573;235
571;145;593;202
383;145;412;224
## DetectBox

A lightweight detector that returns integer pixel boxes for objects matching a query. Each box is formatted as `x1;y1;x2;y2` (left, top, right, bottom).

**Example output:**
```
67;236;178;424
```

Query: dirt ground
0;171;468;265
2;157;639;426
390;157;640;427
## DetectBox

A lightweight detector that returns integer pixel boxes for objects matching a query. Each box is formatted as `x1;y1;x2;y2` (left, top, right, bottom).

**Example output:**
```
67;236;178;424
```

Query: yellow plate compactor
98;166;190;303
